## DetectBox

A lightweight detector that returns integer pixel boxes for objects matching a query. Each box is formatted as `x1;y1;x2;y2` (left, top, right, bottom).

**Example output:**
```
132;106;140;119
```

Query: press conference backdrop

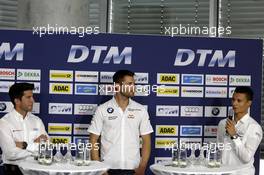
0;30;263;174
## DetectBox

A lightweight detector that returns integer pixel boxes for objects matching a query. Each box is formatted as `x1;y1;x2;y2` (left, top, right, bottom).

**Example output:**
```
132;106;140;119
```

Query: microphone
226;108;234;135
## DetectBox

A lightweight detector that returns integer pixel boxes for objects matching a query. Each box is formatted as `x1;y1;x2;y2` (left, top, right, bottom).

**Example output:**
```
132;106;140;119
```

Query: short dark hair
113;70;135;83
234;86;253;101
9;83;34;106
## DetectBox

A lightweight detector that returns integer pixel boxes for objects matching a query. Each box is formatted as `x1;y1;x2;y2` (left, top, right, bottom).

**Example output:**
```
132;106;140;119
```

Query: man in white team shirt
217;86;263;175
88;70;153;175
0;83;48;175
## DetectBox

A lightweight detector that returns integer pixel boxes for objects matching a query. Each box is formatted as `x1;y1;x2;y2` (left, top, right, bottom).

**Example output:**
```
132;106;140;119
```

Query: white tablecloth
150;162;251;175
17;158;110;175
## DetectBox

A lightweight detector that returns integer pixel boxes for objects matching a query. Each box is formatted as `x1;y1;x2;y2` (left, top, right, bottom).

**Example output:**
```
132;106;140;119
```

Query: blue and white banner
0;30;263;174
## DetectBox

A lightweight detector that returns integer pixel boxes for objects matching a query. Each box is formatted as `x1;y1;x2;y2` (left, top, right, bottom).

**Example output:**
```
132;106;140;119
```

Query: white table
17;158;110;175
150;162;251;175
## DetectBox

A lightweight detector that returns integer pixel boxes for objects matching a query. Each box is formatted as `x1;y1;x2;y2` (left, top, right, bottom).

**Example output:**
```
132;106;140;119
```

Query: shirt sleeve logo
107;107;114;113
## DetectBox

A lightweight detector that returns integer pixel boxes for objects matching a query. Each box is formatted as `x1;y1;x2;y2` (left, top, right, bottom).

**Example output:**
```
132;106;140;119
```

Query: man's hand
34;134;48;143
15;141;24;149
134;164;146;175
225;119;236;137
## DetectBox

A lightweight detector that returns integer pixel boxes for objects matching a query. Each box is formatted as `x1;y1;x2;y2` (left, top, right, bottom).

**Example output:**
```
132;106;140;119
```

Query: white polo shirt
0;109;48;163
217;113;263;175
88;97;153;169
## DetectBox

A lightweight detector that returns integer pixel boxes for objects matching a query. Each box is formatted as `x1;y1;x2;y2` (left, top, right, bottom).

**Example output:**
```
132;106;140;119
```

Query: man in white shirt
88;70;153;175
0;83;48;175
217;86;263;175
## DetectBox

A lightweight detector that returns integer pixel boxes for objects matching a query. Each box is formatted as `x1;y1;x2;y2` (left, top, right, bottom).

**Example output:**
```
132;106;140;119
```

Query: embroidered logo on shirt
107;107;114;113
127;108;141;112
33;128;39;131
108;116;118;120
12;129;22;132
0;103;7;111
127;114;135;119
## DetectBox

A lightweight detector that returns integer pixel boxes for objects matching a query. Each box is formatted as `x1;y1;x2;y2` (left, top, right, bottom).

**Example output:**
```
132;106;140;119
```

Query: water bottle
53;145;63;163
75;139;84;166
38;138;46;164
172;143;179;166
63;144;72;164
83;140;91;166
179;144;187;168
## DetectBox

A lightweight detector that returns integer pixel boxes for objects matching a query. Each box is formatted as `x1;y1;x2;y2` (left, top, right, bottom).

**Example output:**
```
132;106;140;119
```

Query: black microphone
226;109;234;135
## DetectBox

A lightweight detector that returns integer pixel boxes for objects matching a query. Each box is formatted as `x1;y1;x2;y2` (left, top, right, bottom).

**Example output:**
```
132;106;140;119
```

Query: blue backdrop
0;29;263;174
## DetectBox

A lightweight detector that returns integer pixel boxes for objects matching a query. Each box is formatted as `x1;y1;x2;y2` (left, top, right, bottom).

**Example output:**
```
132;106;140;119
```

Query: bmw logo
0;103;7;111
211;107;220;116
107;107;114;114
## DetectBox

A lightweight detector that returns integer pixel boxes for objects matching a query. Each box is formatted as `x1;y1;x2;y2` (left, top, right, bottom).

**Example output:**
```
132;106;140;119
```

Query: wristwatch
231;134;238;140
22;142;28;149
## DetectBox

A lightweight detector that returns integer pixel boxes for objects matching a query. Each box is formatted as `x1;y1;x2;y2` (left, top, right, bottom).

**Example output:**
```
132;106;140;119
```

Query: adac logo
211;107;220;116
51;137;70;144
160;75;177;83
156;125;178;136
0;103;7;111
107;107;114;113
51;84;71;93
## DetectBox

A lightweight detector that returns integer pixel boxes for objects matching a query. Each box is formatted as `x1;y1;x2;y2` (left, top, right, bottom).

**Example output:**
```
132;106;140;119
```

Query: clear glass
179;144;187;168
74;139;84;166
53;145;63;163
63;144;73;164
172;143;179;166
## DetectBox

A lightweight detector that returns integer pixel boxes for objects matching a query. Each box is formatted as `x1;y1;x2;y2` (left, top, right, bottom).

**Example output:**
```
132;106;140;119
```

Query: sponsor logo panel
0;81;14;92
50;136;71;144
203;137;217;144
229;87;236;98
49;83;73;94
204;106;226;117
204;125;218;137
17;69;41;81
156;86;179;97
135;85;150;96
49;70;73;82
99;84;114;96
48;103;73;114
157;73;179;84
180;125;202;136
181;74;203;85
48;123;72;135
205;75;228;86
229;75;251;86
156;105;179;117
0;68;15;80
100;72;114;83
156;125;178;136
75;84;98;95
74;104;97;115
181;86;204;97
75;71;98;82
154;157;172;164
180;106;203;117
17;81;41;94
155;137;178;149
205;87;227;98
32;102;40;114
135;72;149;84
73;136;89;144
179;138;202;145
0;101;13;113
74;124;90;135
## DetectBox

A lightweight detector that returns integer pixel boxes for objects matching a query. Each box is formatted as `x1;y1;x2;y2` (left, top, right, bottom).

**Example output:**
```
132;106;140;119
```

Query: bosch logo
211;107;220;116
107;107;114;113
0;103;7;111
184;107;199;113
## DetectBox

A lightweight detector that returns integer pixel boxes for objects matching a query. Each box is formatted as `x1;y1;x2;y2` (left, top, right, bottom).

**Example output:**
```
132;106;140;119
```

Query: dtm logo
0;42;24;61
174;49;235;67
67;45;132;64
